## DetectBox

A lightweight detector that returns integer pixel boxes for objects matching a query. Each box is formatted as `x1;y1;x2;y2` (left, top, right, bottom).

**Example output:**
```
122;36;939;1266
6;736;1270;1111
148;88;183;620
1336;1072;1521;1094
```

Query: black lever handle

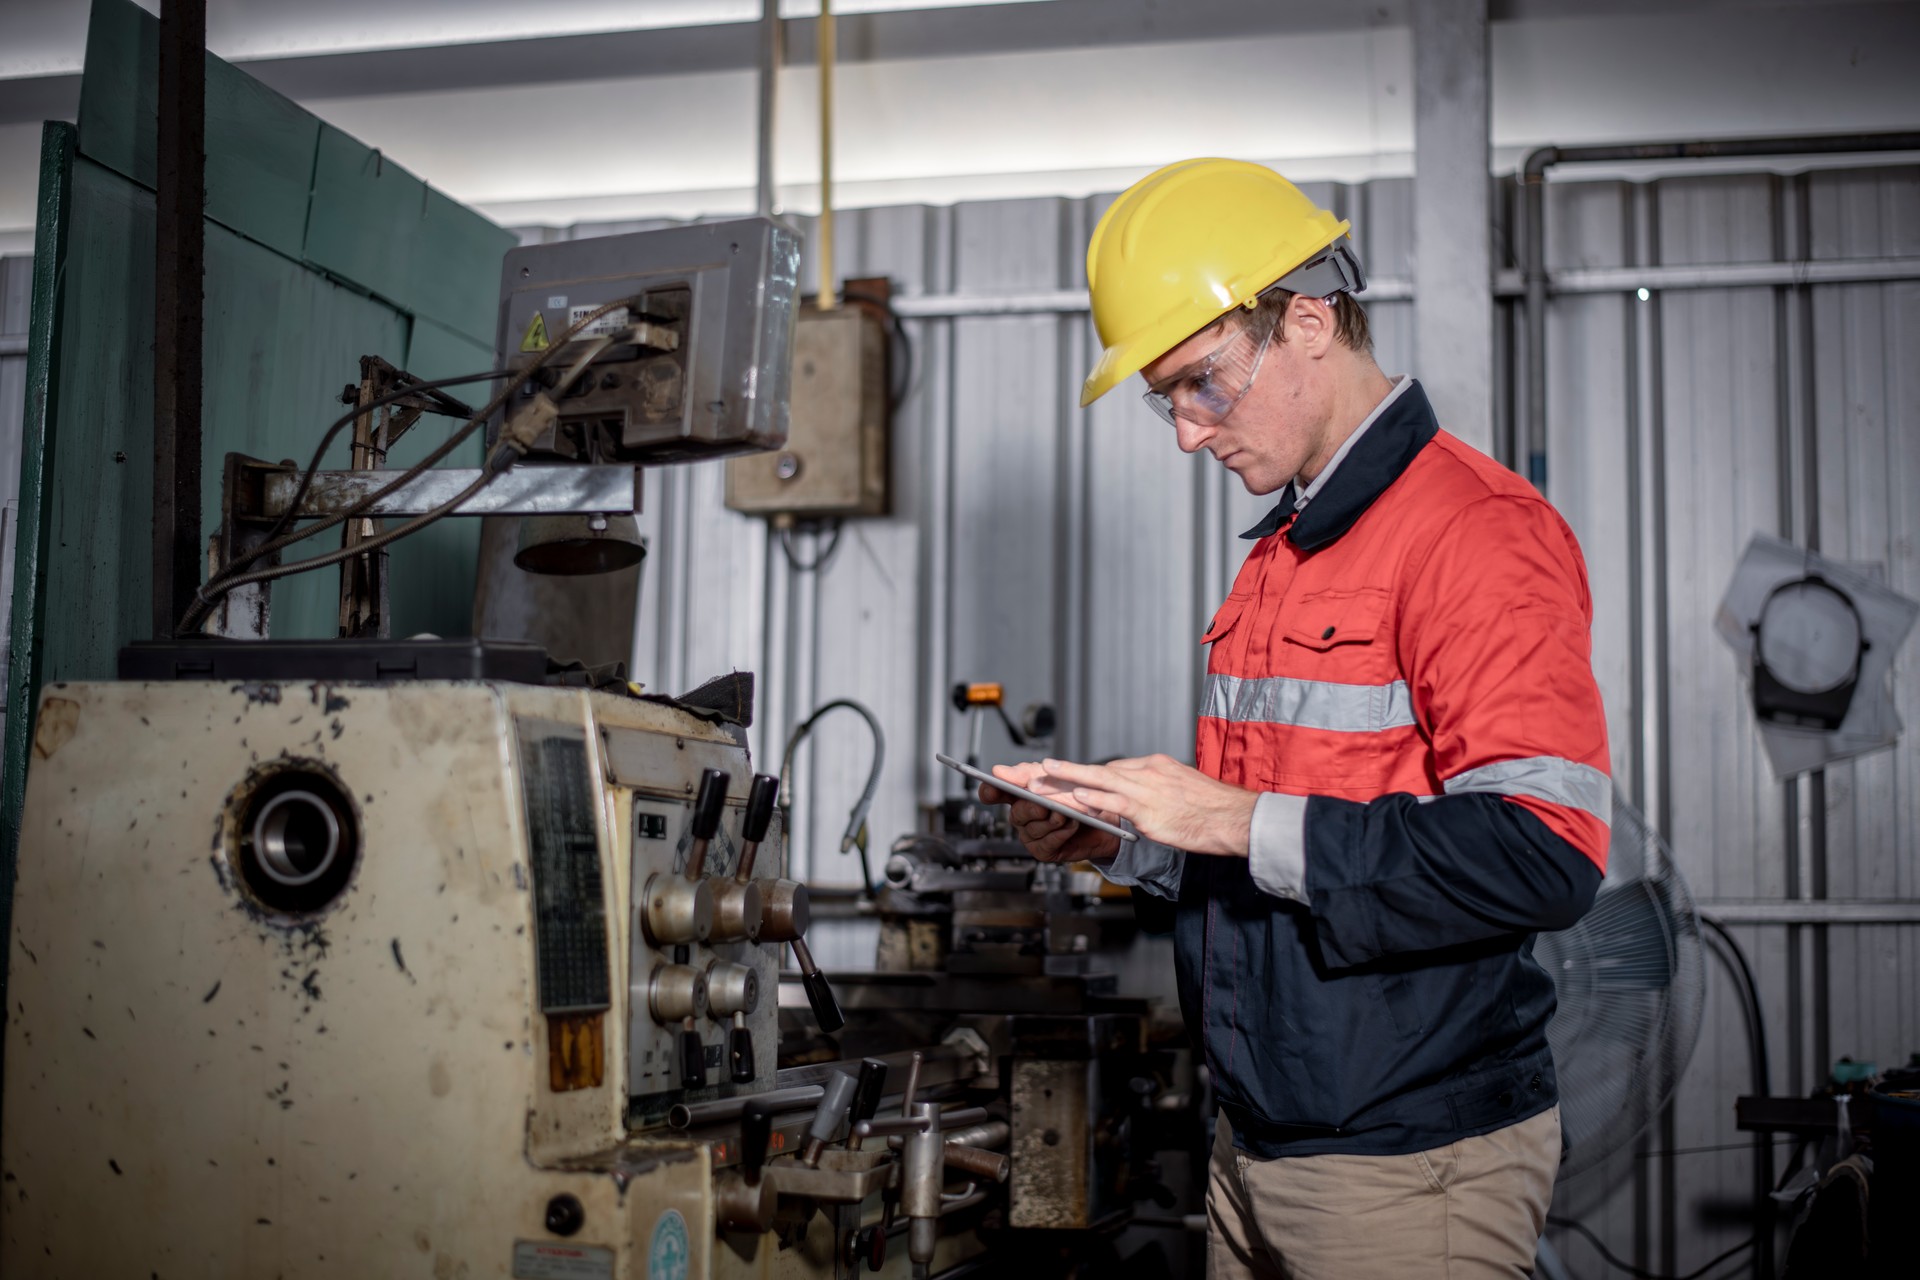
791;937;844;1034
679;1022;707;1089
691;768;730;841
728;1015;755;1084
740;1101;773;1182
743;774;780;843
846;1057;889;1150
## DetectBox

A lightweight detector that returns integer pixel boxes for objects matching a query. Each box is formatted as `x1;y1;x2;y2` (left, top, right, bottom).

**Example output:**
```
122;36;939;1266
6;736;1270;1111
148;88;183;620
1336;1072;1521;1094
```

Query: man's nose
1173;416;1214;455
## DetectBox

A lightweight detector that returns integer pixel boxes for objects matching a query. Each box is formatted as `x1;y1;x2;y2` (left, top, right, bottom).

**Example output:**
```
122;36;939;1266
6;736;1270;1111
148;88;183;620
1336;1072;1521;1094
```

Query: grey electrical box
495;217;802;464
725;303;890;519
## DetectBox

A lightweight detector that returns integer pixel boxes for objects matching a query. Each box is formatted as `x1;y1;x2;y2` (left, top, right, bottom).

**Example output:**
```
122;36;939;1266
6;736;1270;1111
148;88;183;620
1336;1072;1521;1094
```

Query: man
982;158;1610;1278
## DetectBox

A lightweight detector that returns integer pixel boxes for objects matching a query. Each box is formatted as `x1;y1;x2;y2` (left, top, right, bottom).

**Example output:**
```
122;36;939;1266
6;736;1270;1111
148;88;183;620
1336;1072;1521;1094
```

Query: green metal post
1;121;77;1036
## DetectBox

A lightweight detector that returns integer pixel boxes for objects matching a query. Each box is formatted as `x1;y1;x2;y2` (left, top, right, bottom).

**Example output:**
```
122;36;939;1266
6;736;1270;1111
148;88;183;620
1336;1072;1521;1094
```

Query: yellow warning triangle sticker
519;312;549;352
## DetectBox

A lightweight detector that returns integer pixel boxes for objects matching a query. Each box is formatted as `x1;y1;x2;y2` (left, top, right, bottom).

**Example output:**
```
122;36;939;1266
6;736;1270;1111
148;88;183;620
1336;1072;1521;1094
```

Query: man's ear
1289;295;1338;358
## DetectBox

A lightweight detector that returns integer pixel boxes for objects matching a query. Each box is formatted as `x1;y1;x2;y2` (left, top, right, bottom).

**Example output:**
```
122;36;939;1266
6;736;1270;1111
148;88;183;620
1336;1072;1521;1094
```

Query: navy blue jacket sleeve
1302;792;1603;969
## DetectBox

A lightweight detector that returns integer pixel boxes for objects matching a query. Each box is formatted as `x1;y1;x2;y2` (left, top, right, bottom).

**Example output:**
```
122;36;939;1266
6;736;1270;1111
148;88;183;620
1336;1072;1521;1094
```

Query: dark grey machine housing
495;217;802;463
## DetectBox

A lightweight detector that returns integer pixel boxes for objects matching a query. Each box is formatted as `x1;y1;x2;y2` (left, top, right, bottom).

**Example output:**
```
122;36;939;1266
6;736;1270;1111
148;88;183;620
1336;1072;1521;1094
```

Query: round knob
758;878;811;942
706;961;759;1017
643;873;714;945
711;879;764;943
648;964;709;1024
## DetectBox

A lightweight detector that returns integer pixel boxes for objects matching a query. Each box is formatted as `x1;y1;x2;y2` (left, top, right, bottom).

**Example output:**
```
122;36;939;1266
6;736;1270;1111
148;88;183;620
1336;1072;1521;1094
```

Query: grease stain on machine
33;698;80;760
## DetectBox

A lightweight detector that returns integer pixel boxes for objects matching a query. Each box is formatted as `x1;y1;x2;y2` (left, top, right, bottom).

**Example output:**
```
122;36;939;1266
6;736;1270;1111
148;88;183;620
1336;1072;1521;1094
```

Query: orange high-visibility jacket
1157;379;1610;1158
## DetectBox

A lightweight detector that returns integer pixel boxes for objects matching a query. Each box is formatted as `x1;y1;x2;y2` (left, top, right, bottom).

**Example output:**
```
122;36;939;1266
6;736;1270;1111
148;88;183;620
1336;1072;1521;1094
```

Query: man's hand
980;762;1122;864
1039;754;1256;857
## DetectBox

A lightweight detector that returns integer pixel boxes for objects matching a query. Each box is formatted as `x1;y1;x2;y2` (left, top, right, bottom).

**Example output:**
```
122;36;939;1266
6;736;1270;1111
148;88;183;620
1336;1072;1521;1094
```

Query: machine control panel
608;728;829;1114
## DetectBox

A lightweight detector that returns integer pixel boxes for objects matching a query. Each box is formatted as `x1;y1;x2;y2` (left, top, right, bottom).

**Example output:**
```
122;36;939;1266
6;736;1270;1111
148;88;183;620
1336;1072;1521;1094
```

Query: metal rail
1699;899;1920;926
261;465;641;519
879;254;1920;320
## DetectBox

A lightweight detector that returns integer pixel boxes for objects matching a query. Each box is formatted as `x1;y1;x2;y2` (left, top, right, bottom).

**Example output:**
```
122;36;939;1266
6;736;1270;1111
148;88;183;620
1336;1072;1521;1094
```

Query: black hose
1700;914;1773;1279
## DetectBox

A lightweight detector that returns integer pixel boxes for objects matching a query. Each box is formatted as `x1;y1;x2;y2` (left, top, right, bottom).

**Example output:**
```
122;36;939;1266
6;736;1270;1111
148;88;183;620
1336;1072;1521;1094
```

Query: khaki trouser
1207;1108;1560;1279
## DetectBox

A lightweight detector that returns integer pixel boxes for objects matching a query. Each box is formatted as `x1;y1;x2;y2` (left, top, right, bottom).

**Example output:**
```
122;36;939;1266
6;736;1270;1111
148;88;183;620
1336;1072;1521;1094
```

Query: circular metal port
229;764;359;916
252;791;342;887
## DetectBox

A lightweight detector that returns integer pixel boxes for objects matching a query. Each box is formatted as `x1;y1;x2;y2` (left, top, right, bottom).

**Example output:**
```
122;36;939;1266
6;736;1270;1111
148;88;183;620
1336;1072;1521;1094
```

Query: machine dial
642;873;715;945
647;963;709;1024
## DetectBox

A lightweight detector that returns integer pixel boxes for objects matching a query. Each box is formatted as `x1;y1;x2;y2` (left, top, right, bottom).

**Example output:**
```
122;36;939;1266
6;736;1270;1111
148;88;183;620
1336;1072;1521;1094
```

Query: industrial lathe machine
2;220;1193;1278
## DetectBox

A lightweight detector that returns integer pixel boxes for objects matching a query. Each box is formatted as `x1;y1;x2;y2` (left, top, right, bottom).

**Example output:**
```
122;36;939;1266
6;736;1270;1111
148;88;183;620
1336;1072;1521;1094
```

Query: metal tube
755;0;782;218
667;1083;823;1130
942;1120;1009;1150
153;0;206;639
1516;131;1920;493
816;0;836;308
1697;900;1920;925
941;1143;1008;1183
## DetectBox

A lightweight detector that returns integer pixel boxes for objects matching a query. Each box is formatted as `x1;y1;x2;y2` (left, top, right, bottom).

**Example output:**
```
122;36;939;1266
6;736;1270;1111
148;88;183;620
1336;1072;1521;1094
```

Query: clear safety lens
1140;315;1277;428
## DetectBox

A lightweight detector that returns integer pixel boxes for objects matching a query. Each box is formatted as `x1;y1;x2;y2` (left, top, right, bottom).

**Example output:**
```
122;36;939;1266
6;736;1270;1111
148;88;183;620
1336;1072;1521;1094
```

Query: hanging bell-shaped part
513;513;647;576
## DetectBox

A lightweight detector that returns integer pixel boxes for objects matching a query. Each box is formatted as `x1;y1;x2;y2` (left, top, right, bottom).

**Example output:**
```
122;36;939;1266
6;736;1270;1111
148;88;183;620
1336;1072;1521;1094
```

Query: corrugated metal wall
546;159;1917;1275
1537;162;1920;1276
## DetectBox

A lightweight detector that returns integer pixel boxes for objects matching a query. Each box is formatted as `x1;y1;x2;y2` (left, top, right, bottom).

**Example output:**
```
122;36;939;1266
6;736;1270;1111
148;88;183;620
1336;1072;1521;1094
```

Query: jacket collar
1238;378;1440;550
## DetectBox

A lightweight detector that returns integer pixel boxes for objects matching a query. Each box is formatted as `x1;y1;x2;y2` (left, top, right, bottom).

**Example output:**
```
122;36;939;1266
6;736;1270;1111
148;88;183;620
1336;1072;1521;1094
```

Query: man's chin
1237;471;1286;496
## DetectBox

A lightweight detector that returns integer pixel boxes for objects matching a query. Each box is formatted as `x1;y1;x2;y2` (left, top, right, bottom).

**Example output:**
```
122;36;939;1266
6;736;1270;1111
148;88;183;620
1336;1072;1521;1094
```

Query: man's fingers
1069;787;1129;819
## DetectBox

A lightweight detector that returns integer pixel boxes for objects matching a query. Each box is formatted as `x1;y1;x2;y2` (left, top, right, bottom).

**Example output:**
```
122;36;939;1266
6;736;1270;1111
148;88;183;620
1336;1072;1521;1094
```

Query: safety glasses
1140;313;1278;428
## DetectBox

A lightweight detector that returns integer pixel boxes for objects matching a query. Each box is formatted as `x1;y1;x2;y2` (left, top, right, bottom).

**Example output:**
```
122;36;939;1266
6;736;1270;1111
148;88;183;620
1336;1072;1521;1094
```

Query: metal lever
678;1018;706;1089
790;936;844;1033
686;768;729;880
715;1101;777;1232
801;1070;860;1167
740;1101;773;1184
854;1106;991;1142
845;1058;890;1152
876;1049;923;1242
728;1012;754;1084
737;773;780;881
713;772;777;941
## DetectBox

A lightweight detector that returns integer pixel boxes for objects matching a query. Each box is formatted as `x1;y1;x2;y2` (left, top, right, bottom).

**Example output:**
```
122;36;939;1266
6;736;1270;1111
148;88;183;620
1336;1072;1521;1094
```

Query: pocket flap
1282;588;1390;651
1201;593;1253;645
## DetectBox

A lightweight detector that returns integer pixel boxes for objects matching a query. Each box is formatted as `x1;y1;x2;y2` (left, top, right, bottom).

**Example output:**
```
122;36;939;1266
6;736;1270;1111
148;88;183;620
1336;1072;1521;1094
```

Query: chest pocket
1281;587;1391;653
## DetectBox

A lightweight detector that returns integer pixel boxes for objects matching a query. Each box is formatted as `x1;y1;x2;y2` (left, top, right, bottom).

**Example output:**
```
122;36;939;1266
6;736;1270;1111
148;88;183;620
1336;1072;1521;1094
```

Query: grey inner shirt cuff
1090;821;1185;899
1248;791;1311;905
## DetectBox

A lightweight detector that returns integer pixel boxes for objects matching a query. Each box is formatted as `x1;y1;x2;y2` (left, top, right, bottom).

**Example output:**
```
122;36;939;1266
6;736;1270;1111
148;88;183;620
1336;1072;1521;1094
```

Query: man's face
1139;298;1331;495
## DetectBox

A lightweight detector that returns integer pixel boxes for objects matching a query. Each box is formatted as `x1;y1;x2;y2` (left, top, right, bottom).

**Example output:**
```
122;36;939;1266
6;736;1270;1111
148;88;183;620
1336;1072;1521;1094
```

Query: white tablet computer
935;753;1139;843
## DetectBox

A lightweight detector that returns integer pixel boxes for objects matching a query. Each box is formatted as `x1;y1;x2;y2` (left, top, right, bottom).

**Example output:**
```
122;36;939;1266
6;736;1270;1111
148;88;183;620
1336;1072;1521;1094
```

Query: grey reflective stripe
1442;757;1613;826
1201;672;1418;734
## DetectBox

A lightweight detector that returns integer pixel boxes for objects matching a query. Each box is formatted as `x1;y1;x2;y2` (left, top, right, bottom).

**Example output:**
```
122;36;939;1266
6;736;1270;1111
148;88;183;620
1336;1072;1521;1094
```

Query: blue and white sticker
648;1208;690;1280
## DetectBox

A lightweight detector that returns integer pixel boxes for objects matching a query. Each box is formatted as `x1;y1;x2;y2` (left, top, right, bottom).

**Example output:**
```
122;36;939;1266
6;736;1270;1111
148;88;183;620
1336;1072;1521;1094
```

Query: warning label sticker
520;312;550;352
512;1240;615;1279
568;304;631;339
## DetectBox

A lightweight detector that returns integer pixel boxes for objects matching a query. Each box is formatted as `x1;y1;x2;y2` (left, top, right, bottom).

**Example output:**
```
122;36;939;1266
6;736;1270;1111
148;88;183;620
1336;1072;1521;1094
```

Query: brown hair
1243;287;1372;355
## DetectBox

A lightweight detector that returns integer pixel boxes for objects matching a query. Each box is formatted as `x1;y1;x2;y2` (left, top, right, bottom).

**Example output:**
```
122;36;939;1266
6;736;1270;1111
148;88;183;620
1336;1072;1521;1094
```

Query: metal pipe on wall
755;0;782;219
816;0;837;308
1518;131;1920;488
153;0;206;638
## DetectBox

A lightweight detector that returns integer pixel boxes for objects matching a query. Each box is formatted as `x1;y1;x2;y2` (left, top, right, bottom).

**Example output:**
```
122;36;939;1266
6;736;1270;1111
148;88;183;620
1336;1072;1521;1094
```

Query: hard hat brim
1079;221;1352;408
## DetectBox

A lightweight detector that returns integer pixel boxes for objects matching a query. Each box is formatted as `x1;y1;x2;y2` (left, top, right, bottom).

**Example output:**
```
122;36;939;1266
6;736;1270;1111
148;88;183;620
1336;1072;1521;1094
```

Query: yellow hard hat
1081;158;1358;407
